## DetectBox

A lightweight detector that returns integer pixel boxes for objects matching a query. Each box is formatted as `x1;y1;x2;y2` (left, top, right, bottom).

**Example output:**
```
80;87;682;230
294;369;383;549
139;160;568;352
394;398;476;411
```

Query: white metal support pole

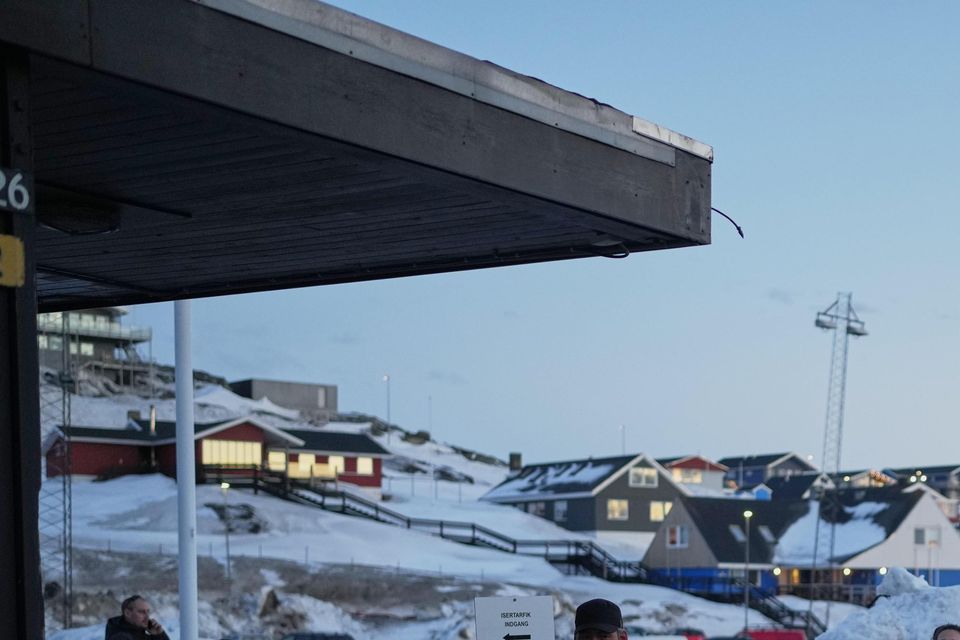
175;301;199;640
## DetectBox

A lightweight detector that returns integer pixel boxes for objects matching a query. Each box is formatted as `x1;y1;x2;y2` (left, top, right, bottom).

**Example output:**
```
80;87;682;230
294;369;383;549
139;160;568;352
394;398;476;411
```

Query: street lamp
382;374;391;443
220;482;232;594
743;509;753;631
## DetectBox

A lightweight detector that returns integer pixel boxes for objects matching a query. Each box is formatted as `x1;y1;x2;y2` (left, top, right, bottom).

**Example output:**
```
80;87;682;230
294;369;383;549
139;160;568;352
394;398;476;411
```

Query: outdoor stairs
222;469;825;638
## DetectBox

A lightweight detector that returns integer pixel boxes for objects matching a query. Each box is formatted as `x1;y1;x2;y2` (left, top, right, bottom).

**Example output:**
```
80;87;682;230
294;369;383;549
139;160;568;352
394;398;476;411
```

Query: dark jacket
105;615;170;640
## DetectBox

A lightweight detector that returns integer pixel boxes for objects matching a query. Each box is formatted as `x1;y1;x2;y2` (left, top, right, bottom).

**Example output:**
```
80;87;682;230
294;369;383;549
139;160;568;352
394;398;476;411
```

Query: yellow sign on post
0;234;25;287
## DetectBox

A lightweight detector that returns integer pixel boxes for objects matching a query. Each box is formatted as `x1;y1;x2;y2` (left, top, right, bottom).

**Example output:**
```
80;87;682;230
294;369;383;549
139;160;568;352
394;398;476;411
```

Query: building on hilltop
718;452;817;489
37;306;153;390
230;378;338;421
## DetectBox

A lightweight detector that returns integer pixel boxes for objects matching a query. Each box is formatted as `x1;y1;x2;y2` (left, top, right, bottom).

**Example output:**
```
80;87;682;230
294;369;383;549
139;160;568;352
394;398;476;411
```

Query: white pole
175;301;199;640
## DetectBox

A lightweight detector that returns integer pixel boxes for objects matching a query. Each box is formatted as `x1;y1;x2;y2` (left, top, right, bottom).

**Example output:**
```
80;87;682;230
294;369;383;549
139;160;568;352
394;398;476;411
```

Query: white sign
475;595;555;640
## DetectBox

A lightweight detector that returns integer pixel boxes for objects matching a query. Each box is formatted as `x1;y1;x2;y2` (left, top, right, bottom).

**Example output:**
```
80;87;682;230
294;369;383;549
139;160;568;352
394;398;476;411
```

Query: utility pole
810;292;867;628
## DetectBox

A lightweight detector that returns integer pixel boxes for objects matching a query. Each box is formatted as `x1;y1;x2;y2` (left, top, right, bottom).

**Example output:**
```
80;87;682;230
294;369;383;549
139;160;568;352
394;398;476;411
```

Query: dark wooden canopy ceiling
3;0;712;312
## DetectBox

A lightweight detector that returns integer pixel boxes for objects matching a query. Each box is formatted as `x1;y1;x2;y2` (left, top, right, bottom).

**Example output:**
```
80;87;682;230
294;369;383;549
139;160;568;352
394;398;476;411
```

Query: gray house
481;454;688;536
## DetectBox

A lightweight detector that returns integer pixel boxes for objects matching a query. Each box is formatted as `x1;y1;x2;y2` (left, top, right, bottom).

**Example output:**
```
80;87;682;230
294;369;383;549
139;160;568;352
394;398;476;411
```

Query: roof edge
195;0;712;163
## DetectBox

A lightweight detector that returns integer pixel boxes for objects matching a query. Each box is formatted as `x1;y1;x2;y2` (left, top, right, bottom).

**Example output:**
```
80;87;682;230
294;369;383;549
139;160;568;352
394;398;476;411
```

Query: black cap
575;598;623;633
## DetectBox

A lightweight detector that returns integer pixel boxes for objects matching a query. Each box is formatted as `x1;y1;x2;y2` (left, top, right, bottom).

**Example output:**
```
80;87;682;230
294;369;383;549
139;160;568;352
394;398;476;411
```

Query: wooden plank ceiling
31;56;698;311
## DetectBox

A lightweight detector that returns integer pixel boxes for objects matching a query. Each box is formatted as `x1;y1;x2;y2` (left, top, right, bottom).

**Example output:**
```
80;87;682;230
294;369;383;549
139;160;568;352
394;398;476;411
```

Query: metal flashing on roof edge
196;0;713;165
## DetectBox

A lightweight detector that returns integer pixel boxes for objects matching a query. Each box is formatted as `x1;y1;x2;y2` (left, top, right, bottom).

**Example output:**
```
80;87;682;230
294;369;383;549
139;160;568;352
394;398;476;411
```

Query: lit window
37;335;48;349
267;450;286;472
554;500;568;522
69;341;78;355
201;439;262;465
672;468;703;484
328;456;345;474
356;457;374;475
80;342;94;356
667;525;689;548
607;499;629;521
49;336;62;351
629;467;658;488
650;501;672;522
298;453;316;473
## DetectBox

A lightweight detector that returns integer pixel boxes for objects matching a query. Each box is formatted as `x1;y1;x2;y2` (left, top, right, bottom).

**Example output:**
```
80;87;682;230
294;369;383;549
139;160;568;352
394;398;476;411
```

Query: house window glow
607;499;629;520
649;501;672;522
629;467;658;488
298;453;316;473
671;468;703;484
328;456;345;474
667;525;689;548
267;450;286;472
356;457;374;475
201;439;262;466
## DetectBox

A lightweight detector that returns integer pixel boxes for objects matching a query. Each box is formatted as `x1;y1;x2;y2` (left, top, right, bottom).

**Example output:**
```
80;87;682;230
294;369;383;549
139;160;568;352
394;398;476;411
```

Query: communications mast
810;292;867;625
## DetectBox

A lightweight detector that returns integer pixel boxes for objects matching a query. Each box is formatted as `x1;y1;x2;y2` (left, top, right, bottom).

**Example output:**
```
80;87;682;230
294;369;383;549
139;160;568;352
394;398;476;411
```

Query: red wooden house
46;416;389;489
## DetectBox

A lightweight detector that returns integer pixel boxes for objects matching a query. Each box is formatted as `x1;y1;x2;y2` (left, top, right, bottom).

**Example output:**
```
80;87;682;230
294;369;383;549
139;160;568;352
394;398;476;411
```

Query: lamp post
220;482;232;594
382;373;391;444
743;509;753;631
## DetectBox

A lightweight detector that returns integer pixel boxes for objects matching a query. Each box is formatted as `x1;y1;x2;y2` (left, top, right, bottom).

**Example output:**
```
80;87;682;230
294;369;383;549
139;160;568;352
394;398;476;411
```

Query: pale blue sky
129;1;960;469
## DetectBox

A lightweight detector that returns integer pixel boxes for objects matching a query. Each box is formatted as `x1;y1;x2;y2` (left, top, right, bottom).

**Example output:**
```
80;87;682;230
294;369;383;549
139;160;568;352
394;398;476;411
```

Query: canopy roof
3;0;712;312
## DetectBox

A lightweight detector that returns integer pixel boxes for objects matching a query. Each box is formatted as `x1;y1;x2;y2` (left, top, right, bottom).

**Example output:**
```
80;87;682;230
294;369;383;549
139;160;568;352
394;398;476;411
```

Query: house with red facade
46;415;390;489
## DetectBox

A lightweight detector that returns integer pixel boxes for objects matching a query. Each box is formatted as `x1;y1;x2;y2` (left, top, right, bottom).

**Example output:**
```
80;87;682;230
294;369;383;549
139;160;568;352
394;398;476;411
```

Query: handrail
222;468;820;635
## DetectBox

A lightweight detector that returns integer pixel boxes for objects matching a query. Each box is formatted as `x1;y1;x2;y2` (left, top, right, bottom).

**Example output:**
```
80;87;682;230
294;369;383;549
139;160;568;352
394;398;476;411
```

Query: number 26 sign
0;167;33;215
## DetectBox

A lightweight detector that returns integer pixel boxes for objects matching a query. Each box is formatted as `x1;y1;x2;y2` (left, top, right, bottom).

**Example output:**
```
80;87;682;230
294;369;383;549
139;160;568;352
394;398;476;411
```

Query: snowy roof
657;454;728;472
62;415;304;446
889;464;960;477
718;452;814;470
195;385;300;420
773;490;923;566
481;454;640;502
765;473;830;499
282;429;390;456
680;497;808;565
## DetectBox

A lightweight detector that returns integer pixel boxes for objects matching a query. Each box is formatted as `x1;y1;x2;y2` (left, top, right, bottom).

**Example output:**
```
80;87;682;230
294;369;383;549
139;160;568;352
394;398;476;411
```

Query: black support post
0;46;42;640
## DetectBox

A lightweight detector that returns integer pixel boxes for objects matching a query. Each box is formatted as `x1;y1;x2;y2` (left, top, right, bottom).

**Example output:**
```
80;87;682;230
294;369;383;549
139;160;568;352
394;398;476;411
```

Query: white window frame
607;499;629;521
356;457;374;476
554;500;568;522
629;466;659;488
667;525;689;549
649;500;672;522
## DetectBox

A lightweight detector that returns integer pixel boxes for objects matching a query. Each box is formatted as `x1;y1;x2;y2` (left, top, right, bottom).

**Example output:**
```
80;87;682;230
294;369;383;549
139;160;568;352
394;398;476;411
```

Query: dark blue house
718;452;817;489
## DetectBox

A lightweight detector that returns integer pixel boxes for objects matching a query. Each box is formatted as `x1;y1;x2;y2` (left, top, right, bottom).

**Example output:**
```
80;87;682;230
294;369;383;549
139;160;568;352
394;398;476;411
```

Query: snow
482;459;621;501
820;568;960;639
774;500;889;565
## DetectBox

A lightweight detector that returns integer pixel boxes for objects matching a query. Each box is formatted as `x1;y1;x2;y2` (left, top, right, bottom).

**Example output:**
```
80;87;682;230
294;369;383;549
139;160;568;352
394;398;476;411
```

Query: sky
126;0;960;470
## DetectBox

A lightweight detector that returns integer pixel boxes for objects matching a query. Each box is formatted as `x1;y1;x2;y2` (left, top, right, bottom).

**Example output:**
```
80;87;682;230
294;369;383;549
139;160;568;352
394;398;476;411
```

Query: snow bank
819;567;960;640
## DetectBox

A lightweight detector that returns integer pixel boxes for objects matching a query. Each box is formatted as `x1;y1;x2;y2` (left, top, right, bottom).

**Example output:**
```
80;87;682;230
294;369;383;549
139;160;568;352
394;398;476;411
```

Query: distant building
230;378;338;419
45;415;388;489
37;307;152;388
644;486;960;601
481;454;689;553
718;452;817;489
890;464;960;499
657;455;729;492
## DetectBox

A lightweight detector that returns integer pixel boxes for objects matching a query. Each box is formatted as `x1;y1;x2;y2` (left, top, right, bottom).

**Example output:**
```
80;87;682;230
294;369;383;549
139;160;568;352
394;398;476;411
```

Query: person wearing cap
574;598;628;640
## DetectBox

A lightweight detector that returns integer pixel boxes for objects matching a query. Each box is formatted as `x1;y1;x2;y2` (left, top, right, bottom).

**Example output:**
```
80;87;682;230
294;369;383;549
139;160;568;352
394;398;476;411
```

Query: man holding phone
105;595;169;640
